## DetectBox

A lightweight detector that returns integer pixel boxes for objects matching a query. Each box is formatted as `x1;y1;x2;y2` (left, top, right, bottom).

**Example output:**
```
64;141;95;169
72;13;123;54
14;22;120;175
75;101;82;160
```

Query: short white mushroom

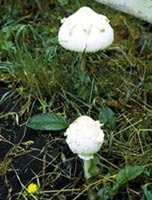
64;115;104;179
58;6;114;53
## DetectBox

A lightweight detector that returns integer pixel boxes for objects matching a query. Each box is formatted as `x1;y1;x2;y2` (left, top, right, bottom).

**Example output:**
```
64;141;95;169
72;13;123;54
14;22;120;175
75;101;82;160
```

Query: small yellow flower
27;183;38;194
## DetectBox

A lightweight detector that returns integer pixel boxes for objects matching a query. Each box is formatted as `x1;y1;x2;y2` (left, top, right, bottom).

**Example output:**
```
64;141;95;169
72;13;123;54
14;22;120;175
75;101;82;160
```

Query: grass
0;0;152;199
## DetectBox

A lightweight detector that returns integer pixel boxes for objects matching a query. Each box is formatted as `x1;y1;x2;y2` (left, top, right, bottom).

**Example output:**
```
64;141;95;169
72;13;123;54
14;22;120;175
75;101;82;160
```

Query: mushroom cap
64;115;104;160
58;6;114;53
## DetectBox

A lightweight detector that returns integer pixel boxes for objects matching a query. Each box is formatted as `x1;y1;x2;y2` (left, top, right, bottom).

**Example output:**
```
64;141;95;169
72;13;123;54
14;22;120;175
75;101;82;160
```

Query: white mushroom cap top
64;115;104;160
58;6;114;53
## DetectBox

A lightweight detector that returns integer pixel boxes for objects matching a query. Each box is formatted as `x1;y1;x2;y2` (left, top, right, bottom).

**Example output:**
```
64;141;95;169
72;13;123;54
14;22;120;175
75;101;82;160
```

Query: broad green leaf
27;113;69;131
57;0;68;5
99;106;116;129
112;165;145;192
143;185;152;200
89;156;100;176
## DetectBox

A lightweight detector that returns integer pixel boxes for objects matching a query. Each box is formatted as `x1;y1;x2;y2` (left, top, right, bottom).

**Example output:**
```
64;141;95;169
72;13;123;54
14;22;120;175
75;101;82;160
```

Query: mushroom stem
83;159;92;180
84;160;97;200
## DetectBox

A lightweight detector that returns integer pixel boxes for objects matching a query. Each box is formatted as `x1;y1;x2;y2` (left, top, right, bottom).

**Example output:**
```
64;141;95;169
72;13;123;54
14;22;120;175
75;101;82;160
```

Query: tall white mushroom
64;115;104;179
58;6;114;53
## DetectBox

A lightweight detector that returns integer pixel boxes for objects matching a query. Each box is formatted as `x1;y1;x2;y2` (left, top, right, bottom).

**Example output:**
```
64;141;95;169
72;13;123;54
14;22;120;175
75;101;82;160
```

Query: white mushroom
64;115;104;179
58;6;114;53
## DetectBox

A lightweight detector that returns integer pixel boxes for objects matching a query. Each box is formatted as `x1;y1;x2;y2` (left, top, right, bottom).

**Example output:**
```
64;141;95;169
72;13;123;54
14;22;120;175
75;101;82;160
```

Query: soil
0;84;42;199
0;83;71;200
0;82;83;200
